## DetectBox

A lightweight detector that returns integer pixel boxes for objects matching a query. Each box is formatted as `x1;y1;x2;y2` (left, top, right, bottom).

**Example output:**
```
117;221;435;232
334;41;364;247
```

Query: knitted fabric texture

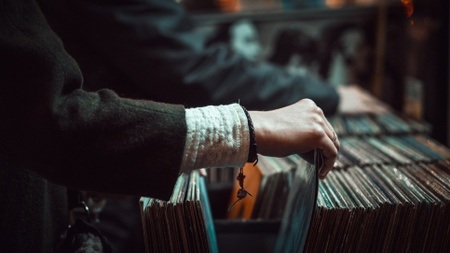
180;104;249;173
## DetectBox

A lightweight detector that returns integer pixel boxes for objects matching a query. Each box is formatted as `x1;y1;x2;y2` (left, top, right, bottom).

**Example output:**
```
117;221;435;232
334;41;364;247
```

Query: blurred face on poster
229;19;262;61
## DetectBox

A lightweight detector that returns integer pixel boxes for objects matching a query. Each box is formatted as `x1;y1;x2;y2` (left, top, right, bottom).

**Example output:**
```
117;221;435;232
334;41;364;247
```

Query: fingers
330;130;340;152
299;100;339;177
319;136;338;179
251;98;339;179
316;106;340;152
311;105;338;179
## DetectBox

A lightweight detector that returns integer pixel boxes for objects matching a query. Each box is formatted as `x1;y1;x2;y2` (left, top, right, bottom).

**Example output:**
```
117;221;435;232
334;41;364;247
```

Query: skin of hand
249;99;339;179
338;85;389;114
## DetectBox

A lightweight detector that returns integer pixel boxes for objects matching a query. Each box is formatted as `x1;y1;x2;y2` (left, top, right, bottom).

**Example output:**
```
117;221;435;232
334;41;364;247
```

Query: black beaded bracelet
241;105;258;165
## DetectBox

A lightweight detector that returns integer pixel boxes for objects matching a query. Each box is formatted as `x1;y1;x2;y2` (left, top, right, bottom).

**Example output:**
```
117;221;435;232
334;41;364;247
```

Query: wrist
248;111;267;156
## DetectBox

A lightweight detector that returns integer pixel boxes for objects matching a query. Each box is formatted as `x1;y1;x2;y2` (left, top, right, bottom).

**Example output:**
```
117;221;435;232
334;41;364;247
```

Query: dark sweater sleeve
0;0;186;200
39;0;339;113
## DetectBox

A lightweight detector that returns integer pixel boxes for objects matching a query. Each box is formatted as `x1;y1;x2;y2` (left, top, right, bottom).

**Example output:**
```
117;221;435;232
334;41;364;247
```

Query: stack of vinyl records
303;128;450;252
226;112;449;252
328;111;431;136
275;151;321;253
308;112;449;252
335;134;450;169
225;155;301;220
305;160;450;252
140;171;218;253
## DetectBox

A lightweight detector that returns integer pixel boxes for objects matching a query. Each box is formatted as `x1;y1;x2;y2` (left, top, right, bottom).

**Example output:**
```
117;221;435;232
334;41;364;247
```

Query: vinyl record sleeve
275;150;321;253
140;171;218;253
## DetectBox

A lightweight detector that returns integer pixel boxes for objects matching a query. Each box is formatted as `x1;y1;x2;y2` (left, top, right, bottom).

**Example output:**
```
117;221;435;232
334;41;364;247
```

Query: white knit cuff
180;103;249;173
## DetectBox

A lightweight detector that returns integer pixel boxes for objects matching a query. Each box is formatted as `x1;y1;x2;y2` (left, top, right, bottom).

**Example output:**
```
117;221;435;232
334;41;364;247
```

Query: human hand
338;85;389;114
249;99;339;179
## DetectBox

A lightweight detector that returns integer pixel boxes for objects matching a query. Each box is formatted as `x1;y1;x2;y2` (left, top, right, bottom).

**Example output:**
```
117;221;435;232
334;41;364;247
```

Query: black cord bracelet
240;105;258;165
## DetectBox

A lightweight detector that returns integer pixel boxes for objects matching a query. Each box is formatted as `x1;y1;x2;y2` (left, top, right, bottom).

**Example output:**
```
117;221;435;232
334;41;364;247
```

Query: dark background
188;0;450;146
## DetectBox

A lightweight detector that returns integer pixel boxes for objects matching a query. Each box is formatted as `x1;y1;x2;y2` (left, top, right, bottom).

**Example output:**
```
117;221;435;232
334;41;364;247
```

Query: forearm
1;0;186;199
